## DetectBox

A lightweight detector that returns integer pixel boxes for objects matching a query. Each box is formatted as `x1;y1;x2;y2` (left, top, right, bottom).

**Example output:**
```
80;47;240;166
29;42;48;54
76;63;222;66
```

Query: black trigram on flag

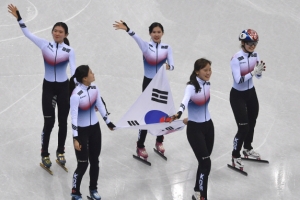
165;126;174;130
151;88;168;104
127;120;140;126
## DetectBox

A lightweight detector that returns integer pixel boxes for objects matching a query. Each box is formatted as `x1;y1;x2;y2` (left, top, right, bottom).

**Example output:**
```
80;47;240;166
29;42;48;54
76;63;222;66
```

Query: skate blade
227;164;248;176
153;148;167;161
132;155;151;166
87;196;93;200
56;159;68;172
40;163;53;175
241;157;269;163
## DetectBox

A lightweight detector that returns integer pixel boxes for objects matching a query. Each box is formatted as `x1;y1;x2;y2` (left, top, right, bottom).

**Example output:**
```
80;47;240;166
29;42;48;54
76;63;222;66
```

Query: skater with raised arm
8;4;76;174
113;20;175;163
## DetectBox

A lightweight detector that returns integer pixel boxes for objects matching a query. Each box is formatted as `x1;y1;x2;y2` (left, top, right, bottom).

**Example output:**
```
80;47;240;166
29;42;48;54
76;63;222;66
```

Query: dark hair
149;22;164;34
69;65;90;96
52;22;70;46
187;58;212;93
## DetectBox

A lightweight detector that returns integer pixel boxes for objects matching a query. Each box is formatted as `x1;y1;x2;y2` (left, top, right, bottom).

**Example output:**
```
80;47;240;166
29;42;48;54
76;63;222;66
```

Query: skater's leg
56;80;70;154
41;80;56;157
243;87;259;150
88;123;102;190
204;120;215;156
137;129;147;148
230;88;249;158
136;76;153;149
187;121;211;199
156;135;164;143
71;126;89;196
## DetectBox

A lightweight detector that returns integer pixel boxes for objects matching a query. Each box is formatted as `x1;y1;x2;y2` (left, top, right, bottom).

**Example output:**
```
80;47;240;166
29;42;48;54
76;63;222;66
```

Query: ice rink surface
0;0;299;199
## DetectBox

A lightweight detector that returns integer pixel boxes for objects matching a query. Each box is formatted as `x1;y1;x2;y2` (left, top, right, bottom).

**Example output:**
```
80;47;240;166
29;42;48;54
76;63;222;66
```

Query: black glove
123;22;130;32
16;10;22;21
107;122;116;129
176;111;182;119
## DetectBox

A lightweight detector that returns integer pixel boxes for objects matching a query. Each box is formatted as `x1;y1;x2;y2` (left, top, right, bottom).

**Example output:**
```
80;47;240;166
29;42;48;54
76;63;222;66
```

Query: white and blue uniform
128;29;174;79
230;49;262;158
127;29;175;147
179;77;211;123
230;49;261;91
70;83;111;196
70;83;110;136
18;19;76;82
17;19;76;156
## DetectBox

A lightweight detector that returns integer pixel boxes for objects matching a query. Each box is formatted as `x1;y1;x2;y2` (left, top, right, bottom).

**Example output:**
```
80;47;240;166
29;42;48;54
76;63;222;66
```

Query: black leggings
71;123;102;195
41;79;69;156
230;87;259;157
187;120;214;198
137;76;163;148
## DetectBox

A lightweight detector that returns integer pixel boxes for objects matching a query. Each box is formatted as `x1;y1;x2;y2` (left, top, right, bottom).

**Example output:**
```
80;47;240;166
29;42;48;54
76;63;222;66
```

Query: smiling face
242;41;258;53
196;63;212;81
150;26;164;43
52;26;68;44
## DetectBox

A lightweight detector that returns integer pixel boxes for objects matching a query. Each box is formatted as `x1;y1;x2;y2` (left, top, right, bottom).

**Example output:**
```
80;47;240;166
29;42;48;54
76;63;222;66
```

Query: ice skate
153;141;167;160
56;152;68;172
227;157;247;176
242;149;269;163
192;191;201;200
87;189;101;200
133;147;151;166
40;156;53;175
243;149;260;159
71;194;82;200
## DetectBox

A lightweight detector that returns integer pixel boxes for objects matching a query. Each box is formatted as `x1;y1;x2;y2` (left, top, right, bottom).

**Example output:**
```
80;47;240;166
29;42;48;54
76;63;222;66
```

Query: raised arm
8;4;47;49
113;20;148;53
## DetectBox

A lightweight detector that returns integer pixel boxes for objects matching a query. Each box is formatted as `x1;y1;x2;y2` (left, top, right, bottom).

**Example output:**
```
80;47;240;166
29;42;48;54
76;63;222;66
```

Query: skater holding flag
170;58;214;200
113;20;175;161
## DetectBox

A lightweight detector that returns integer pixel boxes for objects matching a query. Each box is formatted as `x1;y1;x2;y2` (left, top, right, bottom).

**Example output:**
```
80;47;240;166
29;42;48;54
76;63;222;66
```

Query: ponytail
69;65;90;97
187;71;201;93
69;75;76;97
64;38;70;46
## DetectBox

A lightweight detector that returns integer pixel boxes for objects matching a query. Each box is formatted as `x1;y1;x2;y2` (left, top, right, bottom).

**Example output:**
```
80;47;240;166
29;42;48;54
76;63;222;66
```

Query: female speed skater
113;20;175;161
8;4;76;172
170;58;214;200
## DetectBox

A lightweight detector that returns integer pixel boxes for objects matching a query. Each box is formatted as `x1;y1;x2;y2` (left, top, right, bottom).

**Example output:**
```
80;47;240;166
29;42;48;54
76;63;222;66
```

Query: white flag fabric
115;65;185;136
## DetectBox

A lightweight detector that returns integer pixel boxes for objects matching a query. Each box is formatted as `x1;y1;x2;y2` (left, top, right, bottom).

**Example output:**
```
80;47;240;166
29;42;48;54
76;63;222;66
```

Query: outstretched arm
8;4;47;50
113;20;148;53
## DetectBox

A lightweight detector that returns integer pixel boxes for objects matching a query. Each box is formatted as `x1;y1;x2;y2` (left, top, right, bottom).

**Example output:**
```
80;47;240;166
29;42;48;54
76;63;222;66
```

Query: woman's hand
183;118;188;125
165;63;170;70
8;4;18;19
73;138;81;151
113;20;129;31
